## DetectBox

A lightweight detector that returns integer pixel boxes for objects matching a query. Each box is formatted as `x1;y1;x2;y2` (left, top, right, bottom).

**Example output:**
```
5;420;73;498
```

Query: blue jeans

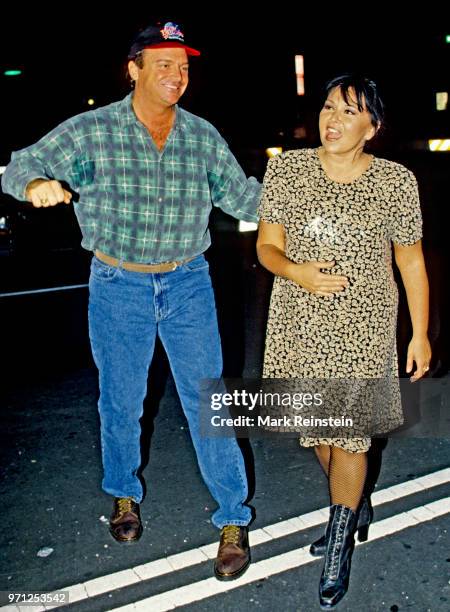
88;254;251;528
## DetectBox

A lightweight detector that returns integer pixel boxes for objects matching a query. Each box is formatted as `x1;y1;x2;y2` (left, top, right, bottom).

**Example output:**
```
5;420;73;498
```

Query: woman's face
319;86;376;153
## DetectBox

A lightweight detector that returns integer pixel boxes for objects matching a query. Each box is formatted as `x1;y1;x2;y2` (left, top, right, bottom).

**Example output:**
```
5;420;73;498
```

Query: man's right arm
2;119;79;207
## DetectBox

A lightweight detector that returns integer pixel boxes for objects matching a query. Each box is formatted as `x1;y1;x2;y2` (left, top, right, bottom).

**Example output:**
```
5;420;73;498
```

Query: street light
266;147;283;158
295;55;304;96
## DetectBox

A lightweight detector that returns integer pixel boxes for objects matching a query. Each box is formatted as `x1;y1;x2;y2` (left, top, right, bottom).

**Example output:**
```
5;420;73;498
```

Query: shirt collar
120;92;191;132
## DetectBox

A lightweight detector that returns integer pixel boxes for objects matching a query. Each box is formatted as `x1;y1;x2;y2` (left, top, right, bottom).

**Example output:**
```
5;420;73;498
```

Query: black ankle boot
310;495;372;557
318;504;357;609
355;495;373;542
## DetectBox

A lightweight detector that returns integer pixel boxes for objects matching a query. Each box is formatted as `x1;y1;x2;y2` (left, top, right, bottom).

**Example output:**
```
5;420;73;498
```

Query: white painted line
405;505;435;522
371;488;398;504
2;466;448;611
83;569;141;598
167;549;209;571
262;517;301;538
415;469;450;488
297;508;330;527
198;543;219;560
371;468;450;505
0;284;88;298
44;584;88;609
133;559;173;581
424;496;450;516
244;528;272;546
112;496;450;611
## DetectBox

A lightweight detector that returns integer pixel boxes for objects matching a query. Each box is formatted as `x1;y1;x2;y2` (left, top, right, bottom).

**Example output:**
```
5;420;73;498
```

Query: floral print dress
259;148;422;452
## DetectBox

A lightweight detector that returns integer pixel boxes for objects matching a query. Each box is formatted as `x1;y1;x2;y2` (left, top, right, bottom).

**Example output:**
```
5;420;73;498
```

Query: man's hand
25;179;72;208
290;261;349;296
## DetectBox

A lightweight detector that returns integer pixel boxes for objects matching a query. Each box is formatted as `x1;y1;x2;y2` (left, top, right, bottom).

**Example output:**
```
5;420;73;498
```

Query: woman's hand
289;260;349;296
256;223;348;296
406;335;432;382
394;241;430;382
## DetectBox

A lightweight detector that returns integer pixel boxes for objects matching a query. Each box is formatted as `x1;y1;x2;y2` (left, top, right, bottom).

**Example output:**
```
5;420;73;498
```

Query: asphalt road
1;228;450;611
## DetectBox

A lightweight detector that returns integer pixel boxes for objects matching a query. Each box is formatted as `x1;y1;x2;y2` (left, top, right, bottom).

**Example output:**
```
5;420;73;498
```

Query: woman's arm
394;239;432;381
256;220;349;296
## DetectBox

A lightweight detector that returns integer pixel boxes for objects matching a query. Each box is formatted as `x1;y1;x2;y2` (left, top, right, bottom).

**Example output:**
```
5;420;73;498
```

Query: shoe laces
324;510;347;579
221;525;240;545
117;497;134;515
325;530;344;579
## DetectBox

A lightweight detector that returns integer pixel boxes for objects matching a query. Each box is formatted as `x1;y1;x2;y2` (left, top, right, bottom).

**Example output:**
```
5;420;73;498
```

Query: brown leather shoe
109;497;142;543
214;525;250;581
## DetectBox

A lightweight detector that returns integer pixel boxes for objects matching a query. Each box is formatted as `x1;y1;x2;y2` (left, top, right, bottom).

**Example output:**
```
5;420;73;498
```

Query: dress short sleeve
258;155;288;224
390;168;423;245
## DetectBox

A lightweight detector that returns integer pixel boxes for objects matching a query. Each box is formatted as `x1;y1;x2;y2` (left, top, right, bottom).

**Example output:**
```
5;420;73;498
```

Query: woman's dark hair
324;74;385;129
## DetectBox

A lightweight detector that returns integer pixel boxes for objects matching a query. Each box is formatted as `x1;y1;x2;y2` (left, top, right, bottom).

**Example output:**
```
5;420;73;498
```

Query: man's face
129;47;189;109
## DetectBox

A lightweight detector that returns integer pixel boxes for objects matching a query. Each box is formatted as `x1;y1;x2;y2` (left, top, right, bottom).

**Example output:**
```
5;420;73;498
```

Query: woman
257;74;431;609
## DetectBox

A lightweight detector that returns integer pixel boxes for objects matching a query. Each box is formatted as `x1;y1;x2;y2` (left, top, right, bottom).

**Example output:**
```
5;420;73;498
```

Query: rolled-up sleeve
2;119;79;202
207;130;261;222
258;155;288;224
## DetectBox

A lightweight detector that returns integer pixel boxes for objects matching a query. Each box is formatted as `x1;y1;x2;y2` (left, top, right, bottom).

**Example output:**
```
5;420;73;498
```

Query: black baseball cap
128;22;201;59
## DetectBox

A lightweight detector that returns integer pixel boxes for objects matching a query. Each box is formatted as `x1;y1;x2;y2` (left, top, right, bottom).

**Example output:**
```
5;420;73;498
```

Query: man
2;21;260;581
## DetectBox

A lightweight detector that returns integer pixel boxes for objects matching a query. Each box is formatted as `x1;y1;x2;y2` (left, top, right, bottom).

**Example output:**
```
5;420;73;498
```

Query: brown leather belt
95;250;194;273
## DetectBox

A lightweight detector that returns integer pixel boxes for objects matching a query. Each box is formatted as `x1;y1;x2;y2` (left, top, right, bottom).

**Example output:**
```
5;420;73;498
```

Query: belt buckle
170;261;178;271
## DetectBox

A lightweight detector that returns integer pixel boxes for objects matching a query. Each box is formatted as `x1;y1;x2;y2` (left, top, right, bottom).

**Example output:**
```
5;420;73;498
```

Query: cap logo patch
160;22;184;42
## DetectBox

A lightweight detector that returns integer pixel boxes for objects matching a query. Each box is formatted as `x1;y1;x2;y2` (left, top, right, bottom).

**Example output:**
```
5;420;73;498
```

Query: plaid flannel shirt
2;92;261;263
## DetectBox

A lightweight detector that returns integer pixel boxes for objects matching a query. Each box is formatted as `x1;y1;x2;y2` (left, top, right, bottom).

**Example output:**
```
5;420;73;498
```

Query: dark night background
1;10;450;610
1;6;449;159
1;6;449;379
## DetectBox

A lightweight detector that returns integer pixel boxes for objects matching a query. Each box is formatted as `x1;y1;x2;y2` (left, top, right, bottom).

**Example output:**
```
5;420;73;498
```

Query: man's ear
128;60;139;82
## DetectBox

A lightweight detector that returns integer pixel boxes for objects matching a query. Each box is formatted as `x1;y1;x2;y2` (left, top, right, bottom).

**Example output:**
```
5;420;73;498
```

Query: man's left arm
207;135;261;223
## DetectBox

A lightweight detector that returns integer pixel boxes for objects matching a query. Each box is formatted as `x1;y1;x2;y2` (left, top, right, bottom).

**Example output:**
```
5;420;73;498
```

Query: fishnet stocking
314;445;331;476
328;446;367;511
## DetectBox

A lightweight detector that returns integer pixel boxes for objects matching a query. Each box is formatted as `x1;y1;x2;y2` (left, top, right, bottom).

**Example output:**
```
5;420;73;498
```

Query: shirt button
158;197;162;202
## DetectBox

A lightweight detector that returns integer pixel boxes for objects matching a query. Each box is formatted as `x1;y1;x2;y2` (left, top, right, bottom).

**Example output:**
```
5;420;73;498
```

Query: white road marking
1;467;449;611
0;284;88;298
111;496;450;612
